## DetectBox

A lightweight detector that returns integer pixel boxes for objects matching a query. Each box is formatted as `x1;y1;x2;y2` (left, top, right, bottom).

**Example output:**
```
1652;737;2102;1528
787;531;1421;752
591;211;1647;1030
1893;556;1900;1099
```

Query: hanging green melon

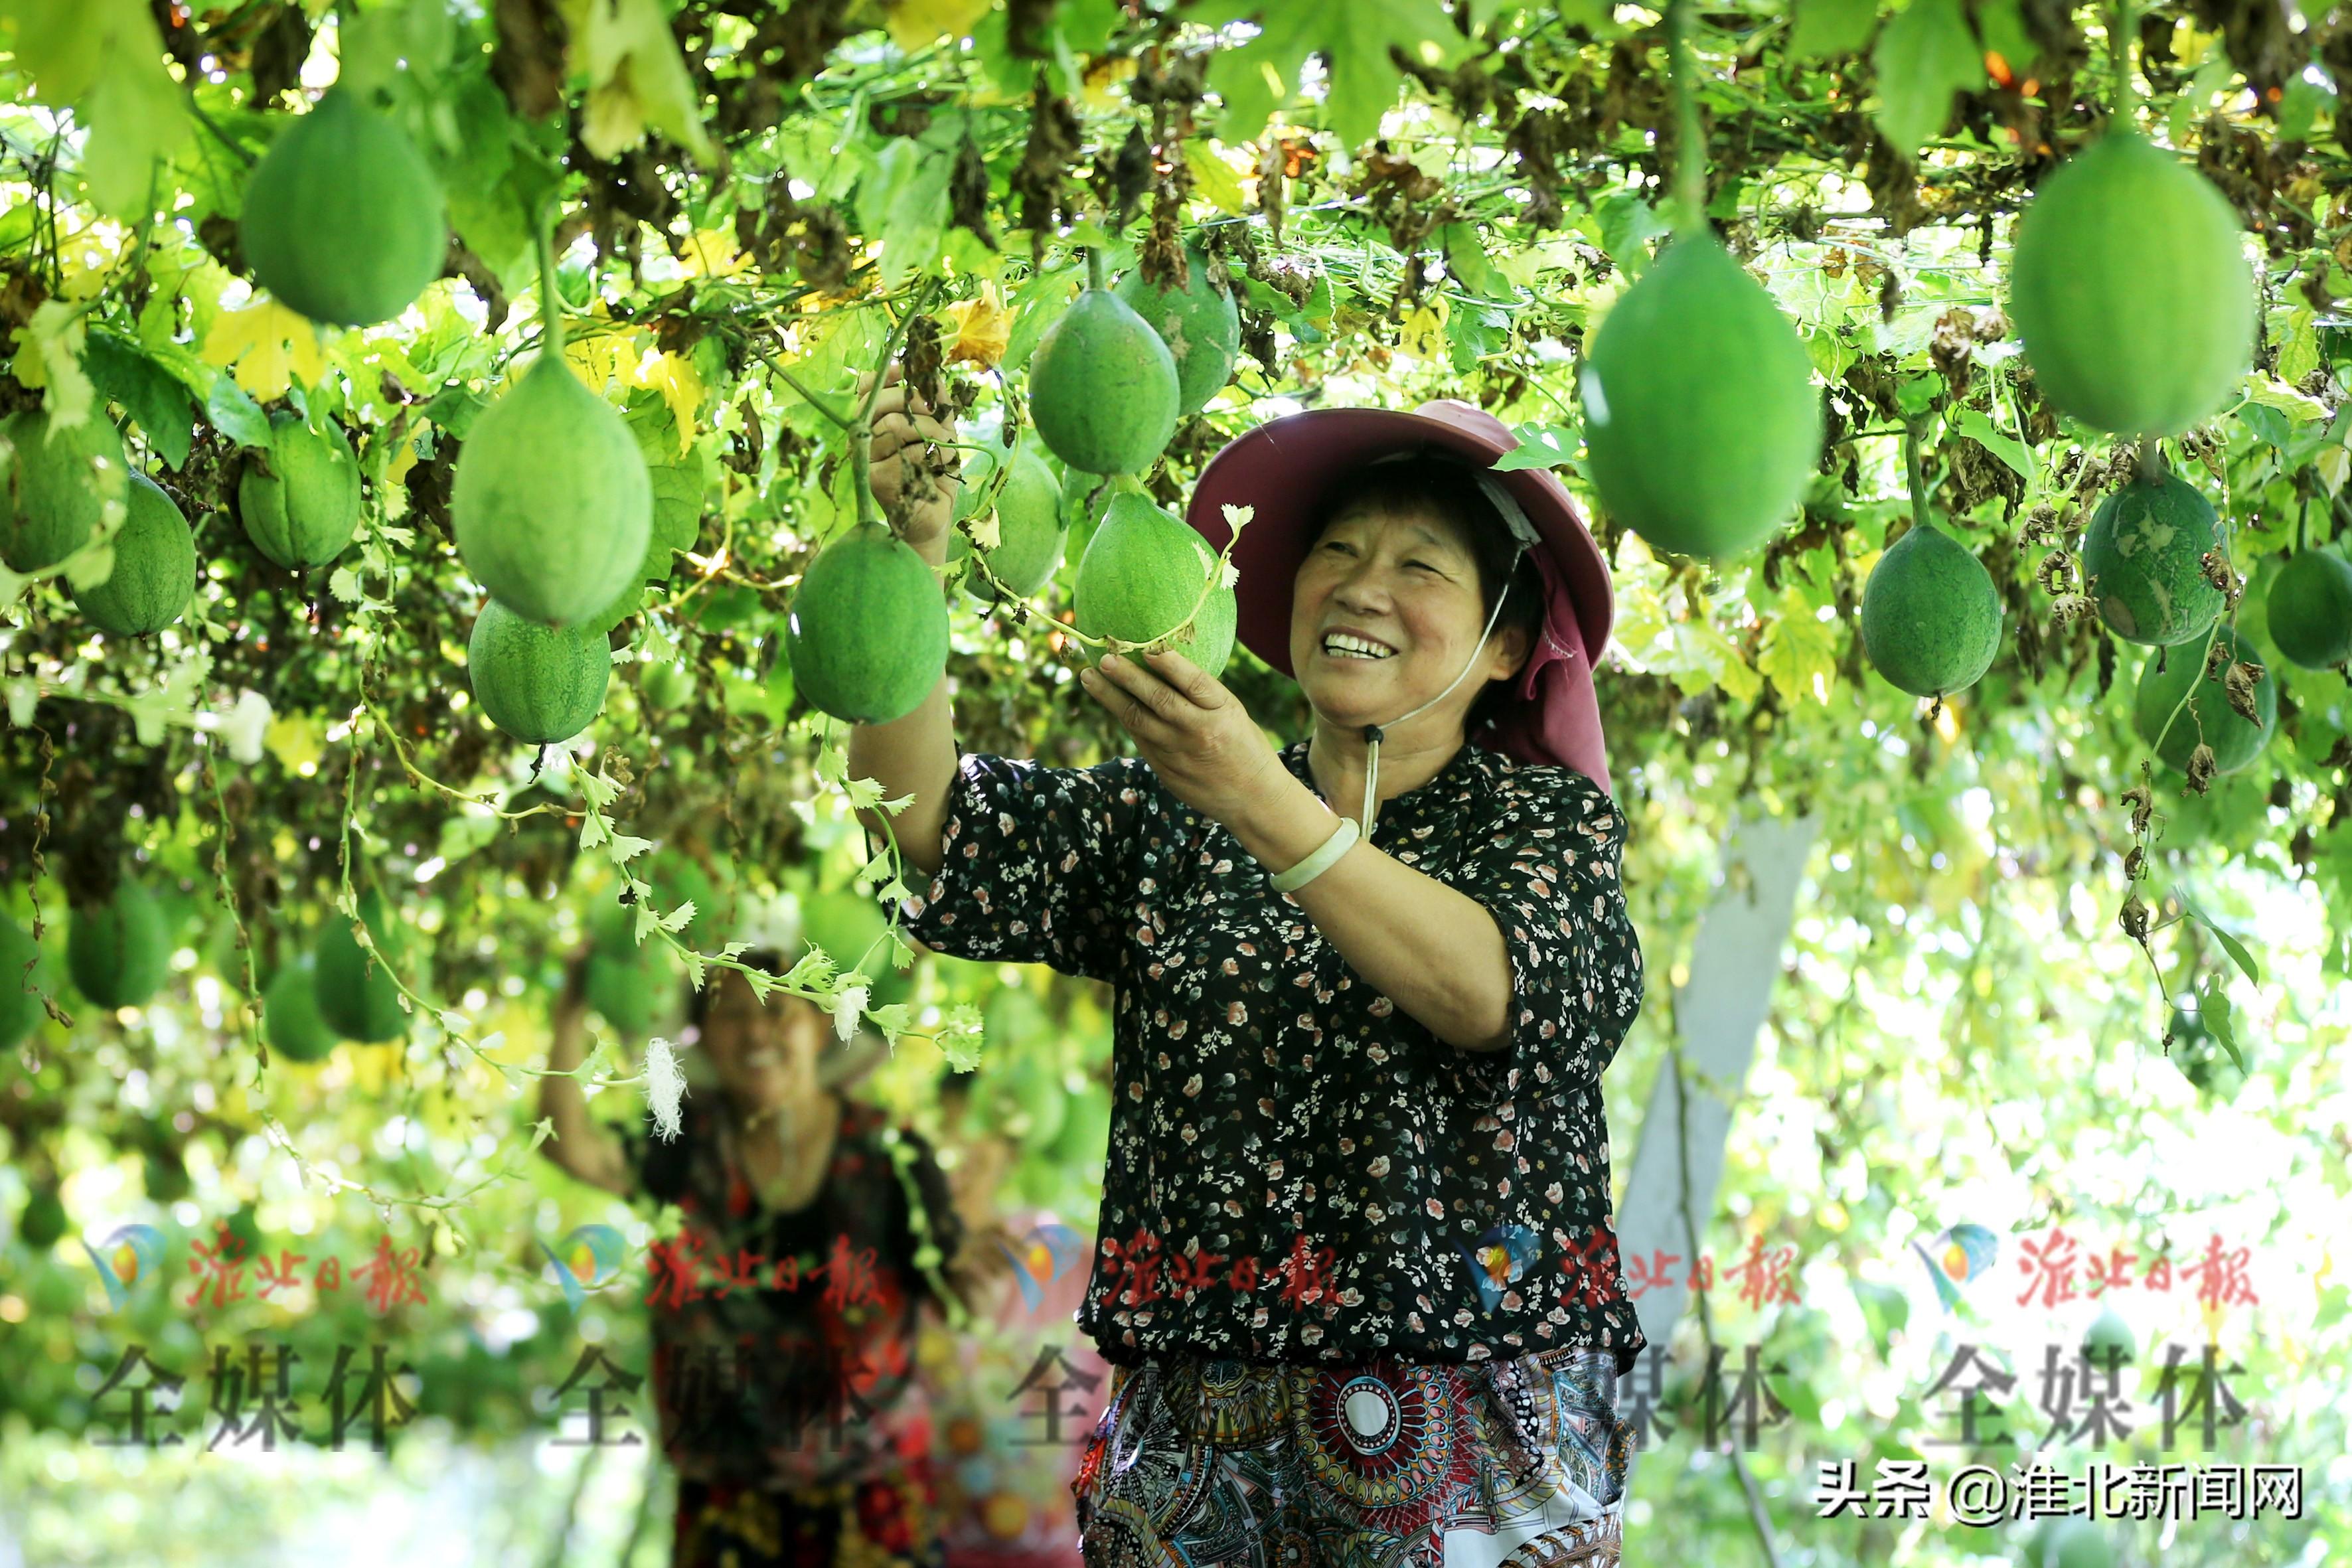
453;356;653;628
17;1186;66;1250
2264;548;2352;669
238;86;449;329
2007;132;2255;439
238;409;362;570
2080;1304;2134;1366
787;522;950;724
1859;520;2004;697
2130;626;2275;776
143;1148;193;1204
262;954;341;1064
467;600;613;745
1579;235;1820;560
1114;248;1241;416
72;473;197;637
0;915;44;1052
2080;466;2225;647
314;889;410;1043
1071;492;1236;677
1028;287;1182;475
67;878;170;1011
1;404;130;572
949;444;1067;602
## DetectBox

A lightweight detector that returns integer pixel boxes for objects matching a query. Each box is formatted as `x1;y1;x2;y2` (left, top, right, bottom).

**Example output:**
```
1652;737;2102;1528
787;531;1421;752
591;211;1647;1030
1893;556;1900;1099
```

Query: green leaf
85;329;195;470
2175;889;2262;986
1587;189;1668;279
5;0;189;217
440;72;533;279
1437;222;1512;301
1195;0;1466;151
1003;267;1079;375
1871;0;1983;156
204;372;275;450
1790;0;1881;60
1491;422;1581;471
1956;408;2033;485
1758;591;1841;706
2193;980;2246;1075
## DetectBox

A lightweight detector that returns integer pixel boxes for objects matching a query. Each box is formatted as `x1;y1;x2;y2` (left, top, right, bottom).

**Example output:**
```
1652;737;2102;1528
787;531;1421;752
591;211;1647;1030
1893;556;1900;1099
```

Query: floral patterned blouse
898;737;1648;1375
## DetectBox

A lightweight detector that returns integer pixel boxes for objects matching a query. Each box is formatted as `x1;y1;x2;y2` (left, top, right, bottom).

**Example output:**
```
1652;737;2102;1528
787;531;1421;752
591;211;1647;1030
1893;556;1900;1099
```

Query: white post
1616;811;1820;1488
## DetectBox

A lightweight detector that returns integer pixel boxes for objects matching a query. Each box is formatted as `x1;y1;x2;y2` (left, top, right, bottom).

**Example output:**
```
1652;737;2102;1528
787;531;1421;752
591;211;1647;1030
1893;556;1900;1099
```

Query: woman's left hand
1080;649;1283;831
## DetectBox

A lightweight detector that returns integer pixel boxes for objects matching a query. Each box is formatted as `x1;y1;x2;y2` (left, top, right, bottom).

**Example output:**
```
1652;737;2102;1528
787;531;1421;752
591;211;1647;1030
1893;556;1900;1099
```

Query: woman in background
541;945;1017;1568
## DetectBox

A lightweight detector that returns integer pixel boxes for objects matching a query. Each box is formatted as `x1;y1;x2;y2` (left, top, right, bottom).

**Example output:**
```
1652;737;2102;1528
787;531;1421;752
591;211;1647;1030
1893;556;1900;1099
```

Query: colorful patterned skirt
1069;1346;1631;1568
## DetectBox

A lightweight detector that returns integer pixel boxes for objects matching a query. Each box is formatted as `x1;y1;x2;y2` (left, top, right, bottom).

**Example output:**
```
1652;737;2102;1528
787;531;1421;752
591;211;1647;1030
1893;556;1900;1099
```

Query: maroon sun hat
1186;400;1618;799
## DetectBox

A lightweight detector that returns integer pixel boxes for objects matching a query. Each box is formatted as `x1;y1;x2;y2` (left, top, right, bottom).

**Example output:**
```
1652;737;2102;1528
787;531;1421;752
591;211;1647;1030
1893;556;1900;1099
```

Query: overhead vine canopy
1;0;2349;1557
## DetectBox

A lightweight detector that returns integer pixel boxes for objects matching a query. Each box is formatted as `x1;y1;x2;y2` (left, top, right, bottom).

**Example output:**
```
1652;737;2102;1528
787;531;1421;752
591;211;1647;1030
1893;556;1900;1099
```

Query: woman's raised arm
846;372;962;881
536;948;635;1198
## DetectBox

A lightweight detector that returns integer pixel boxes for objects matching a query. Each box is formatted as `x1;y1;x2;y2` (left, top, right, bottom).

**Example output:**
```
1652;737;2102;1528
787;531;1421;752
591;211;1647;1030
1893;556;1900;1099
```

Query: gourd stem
1087;246;1105;292
2111;0;2140;132
1668;0;1707;240
1904;422;1933;534
2136;434;2163;486
536;210;566;358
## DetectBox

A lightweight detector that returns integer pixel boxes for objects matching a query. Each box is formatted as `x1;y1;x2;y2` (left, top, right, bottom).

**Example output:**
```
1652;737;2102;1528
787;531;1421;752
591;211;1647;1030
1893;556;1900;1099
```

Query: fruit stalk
535;210;566;358
2110;0;2139;129
1667;0;1707;240
1903;420;1933;535
2136;433;2161;485
1087;246;1106;292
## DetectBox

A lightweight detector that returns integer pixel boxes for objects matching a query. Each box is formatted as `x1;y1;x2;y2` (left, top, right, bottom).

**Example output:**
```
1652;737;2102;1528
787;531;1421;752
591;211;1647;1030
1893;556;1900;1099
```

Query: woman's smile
1317;625;1400;664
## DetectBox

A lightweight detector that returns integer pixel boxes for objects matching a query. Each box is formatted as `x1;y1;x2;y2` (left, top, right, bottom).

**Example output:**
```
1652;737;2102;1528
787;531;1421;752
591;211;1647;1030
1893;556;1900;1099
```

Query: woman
540;945;1017;1568
850;382;1647;1567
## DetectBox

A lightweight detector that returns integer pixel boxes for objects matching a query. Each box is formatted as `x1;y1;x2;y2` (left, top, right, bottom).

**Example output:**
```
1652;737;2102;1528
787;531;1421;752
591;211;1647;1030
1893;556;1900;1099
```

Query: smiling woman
845;394;1648;1564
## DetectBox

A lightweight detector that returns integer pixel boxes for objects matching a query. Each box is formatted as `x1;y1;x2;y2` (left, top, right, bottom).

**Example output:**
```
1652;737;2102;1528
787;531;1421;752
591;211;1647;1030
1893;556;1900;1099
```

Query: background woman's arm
535;950;637;1197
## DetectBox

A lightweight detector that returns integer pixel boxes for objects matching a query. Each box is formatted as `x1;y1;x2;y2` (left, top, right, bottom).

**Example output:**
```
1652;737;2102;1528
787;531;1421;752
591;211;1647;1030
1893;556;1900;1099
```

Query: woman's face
1289;498;1526;737
698;971;826;1109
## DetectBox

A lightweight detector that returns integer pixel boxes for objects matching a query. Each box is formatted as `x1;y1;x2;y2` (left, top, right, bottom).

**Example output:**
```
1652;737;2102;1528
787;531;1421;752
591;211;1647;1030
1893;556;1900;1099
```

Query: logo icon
538;1224;625;1310
1913;1222;2000;1311
80;1223;165;1312
994;1222;1085;1313
1460;1224;1544;1314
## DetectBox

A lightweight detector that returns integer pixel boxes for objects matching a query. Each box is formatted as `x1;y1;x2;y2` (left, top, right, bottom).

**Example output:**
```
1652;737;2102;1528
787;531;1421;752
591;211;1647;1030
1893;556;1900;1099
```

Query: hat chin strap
1357;568;1518;832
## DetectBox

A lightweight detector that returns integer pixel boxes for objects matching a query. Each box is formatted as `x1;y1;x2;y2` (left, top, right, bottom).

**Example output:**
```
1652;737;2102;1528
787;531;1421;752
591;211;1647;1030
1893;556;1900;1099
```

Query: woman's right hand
862;366;960;562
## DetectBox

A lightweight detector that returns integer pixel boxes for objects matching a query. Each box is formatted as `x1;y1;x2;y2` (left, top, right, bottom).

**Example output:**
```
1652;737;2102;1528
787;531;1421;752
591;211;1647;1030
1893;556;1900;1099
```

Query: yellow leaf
678;228;748;279
1757;591;1840;706
202;299;325;401
10;301;95;430
944;282;1014;368
378;429;420;491
1399;295;1450;361
264;712;326;774
1184;143;1247;216
57;220;131;301
565;327;633;396
882;0;992;51
633;349;702;453
1080;54;1136;112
